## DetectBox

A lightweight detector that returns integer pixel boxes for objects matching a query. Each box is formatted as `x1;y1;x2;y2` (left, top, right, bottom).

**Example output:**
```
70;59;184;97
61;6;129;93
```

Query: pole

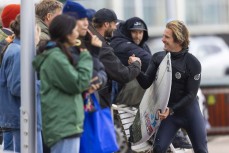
20;0;36;153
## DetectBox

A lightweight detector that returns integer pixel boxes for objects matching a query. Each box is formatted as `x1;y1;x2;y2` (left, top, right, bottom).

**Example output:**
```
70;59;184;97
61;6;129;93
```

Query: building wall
79;0;229;37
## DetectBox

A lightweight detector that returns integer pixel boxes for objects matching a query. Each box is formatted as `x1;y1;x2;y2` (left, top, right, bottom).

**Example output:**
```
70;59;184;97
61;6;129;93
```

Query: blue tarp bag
80;93;119;153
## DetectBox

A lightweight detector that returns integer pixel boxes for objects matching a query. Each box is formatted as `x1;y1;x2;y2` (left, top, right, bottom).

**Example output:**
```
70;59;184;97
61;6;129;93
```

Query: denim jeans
51;137;80;153
3;131;13;151
3;130;43;153
37;130;43;153
3;130;20;153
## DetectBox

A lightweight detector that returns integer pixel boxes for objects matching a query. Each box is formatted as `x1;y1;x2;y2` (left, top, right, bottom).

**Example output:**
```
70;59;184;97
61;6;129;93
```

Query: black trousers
153;100;208;153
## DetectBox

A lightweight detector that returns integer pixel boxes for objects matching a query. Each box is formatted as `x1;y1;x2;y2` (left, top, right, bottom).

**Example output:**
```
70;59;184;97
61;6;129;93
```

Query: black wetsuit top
137;49;201;112
139;49;208;153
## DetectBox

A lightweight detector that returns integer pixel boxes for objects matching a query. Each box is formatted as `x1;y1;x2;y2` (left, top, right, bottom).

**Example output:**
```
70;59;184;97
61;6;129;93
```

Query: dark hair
37;14;77;65
92;21;104;29
49;14;76;42
10;14;20;38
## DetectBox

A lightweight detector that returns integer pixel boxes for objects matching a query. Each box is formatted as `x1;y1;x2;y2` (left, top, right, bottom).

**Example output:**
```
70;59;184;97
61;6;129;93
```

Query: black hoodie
110;17;152;72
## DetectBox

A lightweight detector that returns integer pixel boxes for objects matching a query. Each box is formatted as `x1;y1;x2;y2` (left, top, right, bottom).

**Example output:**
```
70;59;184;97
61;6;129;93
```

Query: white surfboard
130;52;172;145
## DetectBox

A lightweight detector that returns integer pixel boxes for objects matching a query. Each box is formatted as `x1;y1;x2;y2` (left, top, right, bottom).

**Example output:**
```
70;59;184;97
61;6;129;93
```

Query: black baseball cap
129;21;147;31
93;8;118;23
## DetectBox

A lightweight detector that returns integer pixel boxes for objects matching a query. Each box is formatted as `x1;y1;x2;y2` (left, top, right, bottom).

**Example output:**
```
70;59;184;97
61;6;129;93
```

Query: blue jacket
0;38;21;129
0;38;42;130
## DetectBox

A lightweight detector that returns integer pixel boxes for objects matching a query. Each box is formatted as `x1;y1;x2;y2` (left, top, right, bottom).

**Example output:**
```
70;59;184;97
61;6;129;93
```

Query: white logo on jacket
194;74;201;80
175;72;181;79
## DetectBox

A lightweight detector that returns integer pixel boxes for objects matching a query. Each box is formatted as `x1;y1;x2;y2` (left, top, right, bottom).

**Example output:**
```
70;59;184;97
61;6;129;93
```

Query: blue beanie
63;1;88;19
87;8;96;21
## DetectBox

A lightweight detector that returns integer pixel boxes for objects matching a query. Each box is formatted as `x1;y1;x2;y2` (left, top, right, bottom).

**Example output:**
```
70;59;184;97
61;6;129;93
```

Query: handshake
128;54;141;66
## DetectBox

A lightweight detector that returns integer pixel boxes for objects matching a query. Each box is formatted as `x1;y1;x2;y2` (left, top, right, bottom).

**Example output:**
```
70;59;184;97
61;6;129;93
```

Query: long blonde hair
166;20;190;49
